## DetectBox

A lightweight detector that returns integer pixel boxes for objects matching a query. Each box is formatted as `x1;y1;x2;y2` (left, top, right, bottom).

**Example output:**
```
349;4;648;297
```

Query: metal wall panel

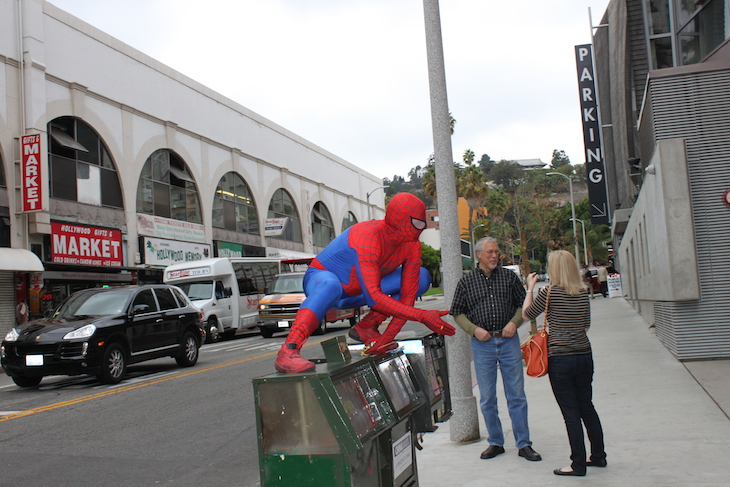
648;70;730;359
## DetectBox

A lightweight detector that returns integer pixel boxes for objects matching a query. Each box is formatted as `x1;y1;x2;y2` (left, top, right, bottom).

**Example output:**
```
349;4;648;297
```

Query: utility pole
423;0;480;442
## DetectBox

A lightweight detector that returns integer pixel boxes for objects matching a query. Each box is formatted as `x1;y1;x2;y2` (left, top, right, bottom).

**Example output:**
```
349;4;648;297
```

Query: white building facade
0;0;385;330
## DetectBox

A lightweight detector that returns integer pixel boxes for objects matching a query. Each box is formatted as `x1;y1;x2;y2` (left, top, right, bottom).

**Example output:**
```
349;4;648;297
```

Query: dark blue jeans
548;353;606;474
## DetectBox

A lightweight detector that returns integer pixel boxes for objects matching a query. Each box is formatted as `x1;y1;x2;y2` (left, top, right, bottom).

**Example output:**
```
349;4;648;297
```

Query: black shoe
586;459;608;467
554;468;586;476
518;446;542;461
479;445;505;459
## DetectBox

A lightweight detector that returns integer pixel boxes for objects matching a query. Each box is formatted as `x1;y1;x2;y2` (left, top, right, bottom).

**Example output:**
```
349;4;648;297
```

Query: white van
164;258;281;342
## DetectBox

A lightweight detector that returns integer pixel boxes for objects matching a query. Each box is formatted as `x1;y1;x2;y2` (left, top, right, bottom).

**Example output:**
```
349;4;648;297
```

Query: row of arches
41;116;359;248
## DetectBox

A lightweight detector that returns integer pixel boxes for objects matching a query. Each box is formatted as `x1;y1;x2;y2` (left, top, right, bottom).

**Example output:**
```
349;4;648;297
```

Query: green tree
551;149;571;168
489;160;525;192
420;243;442;287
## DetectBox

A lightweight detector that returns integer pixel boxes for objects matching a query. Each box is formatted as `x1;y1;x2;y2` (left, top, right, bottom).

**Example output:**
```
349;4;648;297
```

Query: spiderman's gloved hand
417;309;456;336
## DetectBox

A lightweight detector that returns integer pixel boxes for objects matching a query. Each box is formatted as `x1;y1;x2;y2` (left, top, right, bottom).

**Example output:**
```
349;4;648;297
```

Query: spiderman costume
275;192;455;373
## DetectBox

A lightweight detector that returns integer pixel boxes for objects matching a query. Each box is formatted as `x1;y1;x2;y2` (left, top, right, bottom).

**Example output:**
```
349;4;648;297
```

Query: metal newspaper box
253;349;423;487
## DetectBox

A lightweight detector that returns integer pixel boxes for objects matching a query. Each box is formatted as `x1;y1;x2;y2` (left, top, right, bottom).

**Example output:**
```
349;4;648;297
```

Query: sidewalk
416;296;730;486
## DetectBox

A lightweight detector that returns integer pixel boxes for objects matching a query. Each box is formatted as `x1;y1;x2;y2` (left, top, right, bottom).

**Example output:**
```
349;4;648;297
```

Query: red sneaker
275;343;315;373
348;324;382;343
362;340;399;355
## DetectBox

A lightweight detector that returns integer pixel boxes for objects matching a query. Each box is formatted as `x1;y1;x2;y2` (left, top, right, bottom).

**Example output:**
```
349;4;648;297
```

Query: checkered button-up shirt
450;266;526;332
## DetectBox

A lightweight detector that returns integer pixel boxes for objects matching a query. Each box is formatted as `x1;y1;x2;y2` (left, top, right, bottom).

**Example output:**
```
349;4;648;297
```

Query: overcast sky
48;0;611;181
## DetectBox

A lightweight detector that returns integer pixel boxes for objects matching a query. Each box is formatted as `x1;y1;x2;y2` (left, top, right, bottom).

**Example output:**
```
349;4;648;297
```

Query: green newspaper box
254;351;424;487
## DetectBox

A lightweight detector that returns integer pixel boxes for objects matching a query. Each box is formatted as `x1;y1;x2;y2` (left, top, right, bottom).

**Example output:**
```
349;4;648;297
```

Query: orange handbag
521;287;551;378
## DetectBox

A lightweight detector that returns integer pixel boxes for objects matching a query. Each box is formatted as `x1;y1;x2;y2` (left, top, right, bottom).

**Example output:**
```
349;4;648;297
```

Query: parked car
257;272;360;338
1;284;205;388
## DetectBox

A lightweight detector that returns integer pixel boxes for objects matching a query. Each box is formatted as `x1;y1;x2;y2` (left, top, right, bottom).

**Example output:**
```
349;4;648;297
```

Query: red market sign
51;222;123;267
21;134;43;212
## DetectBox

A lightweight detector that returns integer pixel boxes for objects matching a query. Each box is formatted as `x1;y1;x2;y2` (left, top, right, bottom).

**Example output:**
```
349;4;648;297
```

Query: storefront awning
0;248;44;272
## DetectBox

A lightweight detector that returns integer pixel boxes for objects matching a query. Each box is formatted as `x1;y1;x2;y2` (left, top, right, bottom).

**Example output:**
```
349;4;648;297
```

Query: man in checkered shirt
450;237;541;462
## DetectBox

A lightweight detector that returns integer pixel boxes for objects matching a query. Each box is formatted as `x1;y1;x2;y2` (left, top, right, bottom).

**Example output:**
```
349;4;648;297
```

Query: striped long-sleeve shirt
524;285;591;357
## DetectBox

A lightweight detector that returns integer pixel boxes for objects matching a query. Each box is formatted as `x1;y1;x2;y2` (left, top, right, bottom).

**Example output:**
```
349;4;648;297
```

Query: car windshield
177;281;213;300
53;290;132;318
270;274;304;294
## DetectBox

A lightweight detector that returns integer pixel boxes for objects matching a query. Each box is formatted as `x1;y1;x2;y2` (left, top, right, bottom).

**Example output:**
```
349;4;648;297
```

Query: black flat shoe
586;459;608;467
554;468;586;476
480;445;505;459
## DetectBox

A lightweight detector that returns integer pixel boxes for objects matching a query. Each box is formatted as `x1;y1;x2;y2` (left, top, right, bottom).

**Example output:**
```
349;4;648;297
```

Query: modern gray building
593;0;730;359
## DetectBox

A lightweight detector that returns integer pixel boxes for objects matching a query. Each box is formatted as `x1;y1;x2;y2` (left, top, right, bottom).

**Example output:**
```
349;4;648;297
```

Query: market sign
142;236;211;267
51;222;123;267
21;134;45;212
575;44;610;225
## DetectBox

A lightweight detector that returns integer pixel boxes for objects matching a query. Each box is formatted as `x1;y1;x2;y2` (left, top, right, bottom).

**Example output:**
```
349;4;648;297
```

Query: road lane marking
0;337;326;423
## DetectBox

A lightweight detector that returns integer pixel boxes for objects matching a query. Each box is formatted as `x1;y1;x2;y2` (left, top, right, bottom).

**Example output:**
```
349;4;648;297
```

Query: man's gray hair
475;236;498;253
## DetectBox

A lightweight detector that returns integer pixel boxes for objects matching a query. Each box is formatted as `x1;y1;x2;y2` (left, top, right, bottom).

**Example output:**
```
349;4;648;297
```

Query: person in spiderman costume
275;192;456;373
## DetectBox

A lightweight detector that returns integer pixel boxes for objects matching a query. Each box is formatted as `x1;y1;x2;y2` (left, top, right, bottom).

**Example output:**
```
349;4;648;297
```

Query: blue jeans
472;334;531;448
548;353;606;474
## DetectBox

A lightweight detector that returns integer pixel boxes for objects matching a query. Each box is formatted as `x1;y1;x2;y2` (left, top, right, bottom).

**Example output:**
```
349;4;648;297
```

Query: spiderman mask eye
411;218;426;230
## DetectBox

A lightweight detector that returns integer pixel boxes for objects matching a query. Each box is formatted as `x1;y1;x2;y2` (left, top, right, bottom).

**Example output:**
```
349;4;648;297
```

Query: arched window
47;117;123;208
341;211;358;231
267;189;302;243
312;202;334;247
136;149;201;223
213;172;258;233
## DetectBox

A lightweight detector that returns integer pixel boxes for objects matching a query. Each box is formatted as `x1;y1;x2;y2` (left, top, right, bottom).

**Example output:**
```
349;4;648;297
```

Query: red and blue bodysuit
275;192;455;373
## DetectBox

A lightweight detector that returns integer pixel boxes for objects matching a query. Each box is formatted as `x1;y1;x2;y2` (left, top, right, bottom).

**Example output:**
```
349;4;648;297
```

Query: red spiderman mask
384;193;427;243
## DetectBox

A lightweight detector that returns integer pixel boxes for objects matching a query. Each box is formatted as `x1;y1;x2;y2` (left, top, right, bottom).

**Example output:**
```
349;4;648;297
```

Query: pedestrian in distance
450;237;542;462
523;250;607;477
597;263;609;297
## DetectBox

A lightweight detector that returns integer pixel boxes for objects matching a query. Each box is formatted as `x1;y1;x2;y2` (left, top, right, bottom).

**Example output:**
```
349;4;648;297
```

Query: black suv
1;285;205;387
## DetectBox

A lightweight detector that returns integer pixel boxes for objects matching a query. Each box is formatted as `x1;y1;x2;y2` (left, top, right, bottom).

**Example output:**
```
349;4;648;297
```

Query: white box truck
164;258;281;342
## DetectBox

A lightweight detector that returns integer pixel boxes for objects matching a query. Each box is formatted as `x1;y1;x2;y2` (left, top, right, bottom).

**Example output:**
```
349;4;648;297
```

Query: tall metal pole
548;172;580;267
572;218;589;268
423;0;479;442
366;185;387;220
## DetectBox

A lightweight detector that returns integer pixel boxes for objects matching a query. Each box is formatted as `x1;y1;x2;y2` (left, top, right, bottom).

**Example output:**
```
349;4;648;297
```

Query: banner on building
141;236;211;267
575;44;610;225
21;134;44;212
264;217;288;236
215;241;243;258
136;214;206;243
51;222;123;267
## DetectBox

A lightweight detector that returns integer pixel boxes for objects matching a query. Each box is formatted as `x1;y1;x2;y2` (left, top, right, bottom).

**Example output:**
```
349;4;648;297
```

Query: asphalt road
0;296;449;486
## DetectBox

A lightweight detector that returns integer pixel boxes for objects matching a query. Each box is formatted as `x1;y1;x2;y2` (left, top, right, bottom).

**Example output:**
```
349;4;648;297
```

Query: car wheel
260;326;274;338
205;318;221;344
313;318;326;335
98;343;127;384
176;331;200;367
12;376;42;388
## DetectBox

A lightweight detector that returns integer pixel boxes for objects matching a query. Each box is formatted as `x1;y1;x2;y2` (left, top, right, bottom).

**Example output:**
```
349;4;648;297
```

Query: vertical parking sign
21;134;44;212
575;45;610;224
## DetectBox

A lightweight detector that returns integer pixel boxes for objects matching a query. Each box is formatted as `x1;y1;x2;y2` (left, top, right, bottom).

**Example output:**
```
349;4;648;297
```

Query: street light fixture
570;218;589;268
547;172;580;267
471;223;485;268
366;185;388;220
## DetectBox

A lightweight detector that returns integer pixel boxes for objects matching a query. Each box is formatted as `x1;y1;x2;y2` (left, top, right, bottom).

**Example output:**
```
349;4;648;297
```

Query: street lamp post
571;218;589;268
471;223;485;268
366;186;388;220
547;172;580;267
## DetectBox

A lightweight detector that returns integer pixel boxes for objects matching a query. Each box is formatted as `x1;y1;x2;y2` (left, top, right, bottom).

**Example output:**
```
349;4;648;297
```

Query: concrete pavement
416;295;730;486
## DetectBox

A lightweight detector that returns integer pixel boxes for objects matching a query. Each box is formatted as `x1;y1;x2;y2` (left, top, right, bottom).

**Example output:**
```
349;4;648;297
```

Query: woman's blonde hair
547;250;587;295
